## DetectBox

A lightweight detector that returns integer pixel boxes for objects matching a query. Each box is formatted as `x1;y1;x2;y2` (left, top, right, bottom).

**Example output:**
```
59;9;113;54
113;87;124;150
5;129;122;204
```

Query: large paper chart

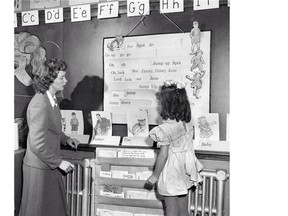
103;32;211;124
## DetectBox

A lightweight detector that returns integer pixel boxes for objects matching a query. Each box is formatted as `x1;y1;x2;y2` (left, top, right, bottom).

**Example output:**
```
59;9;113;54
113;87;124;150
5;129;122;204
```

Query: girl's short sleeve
149;126;170;146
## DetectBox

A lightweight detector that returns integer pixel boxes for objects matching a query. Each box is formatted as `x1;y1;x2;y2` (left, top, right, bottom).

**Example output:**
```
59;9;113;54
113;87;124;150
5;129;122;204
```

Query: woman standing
19;59;79;216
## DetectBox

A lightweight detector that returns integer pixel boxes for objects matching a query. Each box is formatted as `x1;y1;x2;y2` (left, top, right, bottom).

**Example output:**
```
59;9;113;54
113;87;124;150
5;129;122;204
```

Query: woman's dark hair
156;84;191;123
32;59;67;93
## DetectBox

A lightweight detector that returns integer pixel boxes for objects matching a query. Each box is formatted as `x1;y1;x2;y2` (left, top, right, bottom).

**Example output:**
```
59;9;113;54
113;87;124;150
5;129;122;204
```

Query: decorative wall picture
127;109;149;137
14;32;47;86
91;111;112;139
60;110;84;135
194;113;220;146
103;30;211;124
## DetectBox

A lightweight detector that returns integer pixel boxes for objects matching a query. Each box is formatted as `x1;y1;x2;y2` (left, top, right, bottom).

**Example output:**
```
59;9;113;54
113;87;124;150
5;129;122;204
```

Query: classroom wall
15;6;229;140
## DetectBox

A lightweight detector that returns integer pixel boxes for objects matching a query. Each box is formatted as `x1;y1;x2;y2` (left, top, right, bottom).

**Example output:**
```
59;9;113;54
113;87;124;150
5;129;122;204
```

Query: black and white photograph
7;0;287;216
11;1;231;216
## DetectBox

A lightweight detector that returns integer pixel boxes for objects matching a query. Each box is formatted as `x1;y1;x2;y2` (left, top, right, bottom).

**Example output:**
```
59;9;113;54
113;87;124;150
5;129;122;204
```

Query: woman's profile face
50;70;67;92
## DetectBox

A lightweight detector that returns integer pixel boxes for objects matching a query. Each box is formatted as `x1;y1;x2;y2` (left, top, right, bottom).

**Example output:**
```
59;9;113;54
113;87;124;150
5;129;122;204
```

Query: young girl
146;80;203;216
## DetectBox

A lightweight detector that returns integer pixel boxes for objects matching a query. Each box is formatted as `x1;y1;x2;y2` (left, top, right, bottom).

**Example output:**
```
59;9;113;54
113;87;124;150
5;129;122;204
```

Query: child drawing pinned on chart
190;21;201;54
190;49;205;73
70;112;79;135
186;70;205;99
198;116;216;144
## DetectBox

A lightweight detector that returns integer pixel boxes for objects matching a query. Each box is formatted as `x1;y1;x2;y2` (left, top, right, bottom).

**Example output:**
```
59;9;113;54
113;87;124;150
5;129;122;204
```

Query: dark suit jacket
23;92;69;170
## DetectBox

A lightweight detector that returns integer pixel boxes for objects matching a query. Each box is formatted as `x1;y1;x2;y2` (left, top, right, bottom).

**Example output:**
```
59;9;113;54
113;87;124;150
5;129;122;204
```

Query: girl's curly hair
156;84;191;123
32;59;67;94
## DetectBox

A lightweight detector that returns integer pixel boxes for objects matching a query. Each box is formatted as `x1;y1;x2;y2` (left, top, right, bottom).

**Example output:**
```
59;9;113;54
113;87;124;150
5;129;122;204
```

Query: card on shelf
123;173;136;180
122;136;154;147
111;170;129;179
194;140;230;152
91;111;112;138
126;109;149;137
90;135;121;146
60;110;84;135
194;113;220;148
100;171;112;178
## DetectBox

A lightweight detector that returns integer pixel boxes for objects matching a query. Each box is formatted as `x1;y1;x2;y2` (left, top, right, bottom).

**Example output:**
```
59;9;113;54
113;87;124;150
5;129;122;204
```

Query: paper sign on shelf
100;171;112;178
45;8;64;24
100;190;125;198
90;136;121;146
123;173;136;180
193;0;219;10
194;140;230;152
71;4;91;22
117;148;155;159
69;134;90;144
122;136;154;147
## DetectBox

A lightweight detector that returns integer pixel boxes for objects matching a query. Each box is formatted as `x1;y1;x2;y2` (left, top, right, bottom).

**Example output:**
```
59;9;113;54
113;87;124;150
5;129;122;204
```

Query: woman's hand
66;138;80;149
59;160;74;173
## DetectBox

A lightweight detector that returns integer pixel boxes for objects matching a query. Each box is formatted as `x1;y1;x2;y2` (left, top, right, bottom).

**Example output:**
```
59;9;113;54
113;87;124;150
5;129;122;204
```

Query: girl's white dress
149;119;203;196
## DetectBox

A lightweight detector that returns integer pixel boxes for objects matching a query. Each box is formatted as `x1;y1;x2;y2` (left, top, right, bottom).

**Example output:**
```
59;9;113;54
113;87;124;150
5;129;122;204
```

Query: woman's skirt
18;164;69;216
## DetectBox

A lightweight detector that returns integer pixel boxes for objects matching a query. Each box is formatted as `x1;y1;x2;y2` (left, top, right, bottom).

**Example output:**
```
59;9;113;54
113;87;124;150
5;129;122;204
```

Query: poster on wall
103;32;211;124
14;32;47;86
